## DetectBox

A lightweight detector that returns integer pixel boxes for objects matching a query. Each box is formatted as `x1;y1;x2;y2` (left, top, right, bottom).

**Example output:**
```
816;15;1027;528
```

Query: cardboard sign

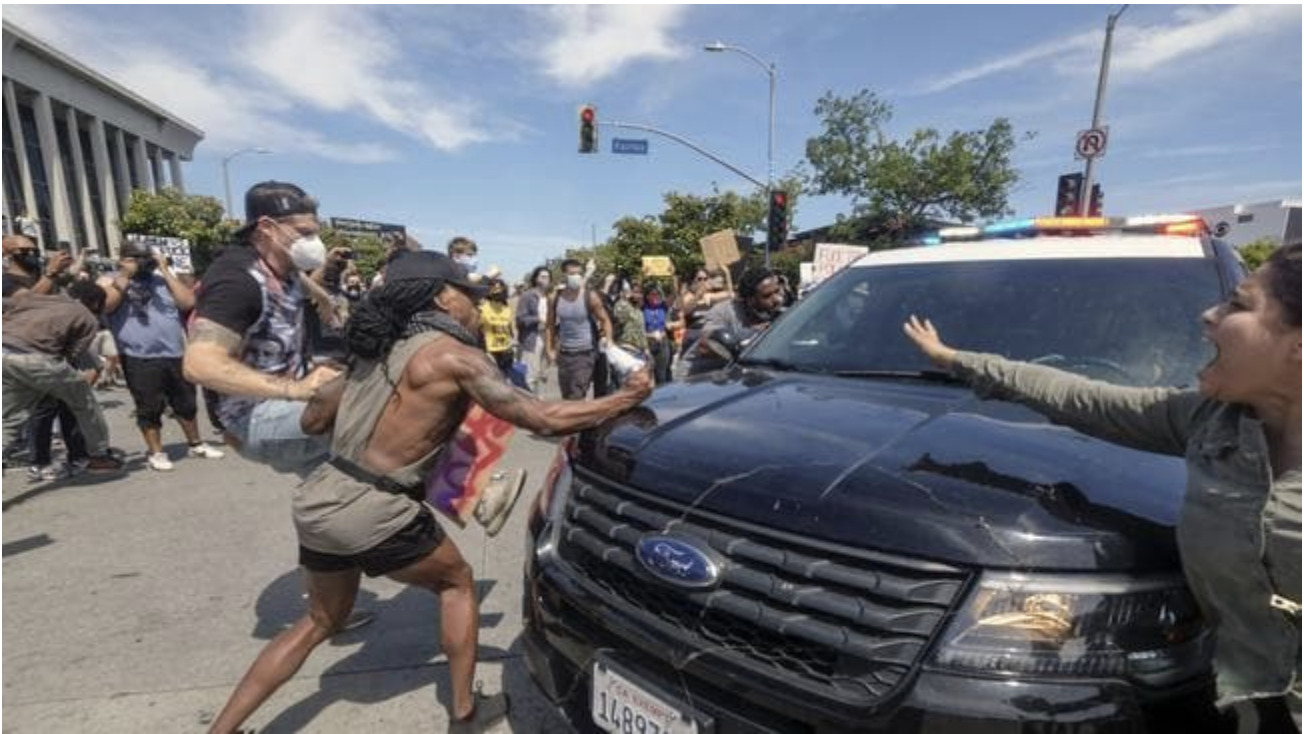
812;243;869;283
699;229;741;273
641;256;675;278
126;233;193;274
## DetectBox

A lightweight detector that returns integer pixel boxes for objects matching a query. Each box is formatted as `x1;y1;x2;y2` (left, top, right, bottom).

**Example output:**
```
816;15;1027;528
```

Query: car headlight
932;572;1211;686
534;436;577;559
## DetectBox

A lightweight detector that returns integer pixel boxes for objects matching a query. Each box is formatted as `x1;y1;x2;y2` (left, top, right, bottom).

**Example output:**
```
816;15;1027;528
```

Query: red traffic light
771;192;787;207
581;107;594;123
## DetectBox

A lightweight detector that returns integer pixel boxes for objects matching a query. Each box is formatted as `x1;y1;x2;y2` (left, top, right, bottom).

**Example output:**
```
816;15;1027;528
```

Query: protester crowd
4;178;1294;732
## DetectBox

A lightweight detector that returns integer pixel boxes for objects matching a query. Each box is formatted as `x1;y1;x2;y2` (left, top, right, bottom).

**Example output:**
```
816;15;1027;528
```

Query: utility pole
1080;5;1128;216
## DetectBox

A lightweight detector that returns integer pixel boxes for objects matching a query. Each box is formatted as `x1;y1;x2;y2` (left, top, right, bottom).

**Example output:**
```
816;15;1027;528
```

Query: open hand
902;315;957;370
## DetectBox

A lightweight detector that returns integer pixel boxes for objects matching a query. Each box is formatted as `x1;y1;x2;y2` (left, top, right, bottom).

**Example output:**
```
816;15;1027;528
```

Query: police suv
524;215;1244;733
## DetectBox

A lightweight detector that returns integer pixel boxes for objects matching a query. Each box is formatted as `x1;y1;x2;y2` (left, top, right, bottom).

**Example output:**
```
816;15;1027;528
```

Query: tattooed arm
449;341;651;436
183;318;339;401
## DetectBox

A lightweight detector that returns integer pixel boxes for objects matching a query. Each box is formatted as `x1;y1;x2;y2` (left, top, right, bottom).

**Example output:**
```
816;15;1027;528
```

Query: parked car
523;215;1245;733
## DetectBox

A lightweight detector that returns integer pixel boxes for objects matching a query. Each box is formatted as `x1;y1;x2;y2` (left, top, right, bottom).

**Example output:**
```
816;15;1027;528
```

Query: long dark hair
344;279;443;360
1266;243;1300;327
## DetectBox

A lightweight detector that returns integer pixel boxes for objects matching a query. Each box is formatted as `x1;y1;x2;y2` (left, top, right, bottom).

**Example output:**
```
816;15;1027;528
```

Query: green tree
320;228;388;281
804;89;1029;246
588;185;790;291
1237;237;1279;271
118;188;234;276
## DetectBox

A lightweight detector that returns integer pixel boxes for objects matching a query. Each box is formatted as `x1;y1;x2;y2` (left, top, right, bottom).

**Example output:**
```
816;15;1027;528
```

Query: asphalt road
2;377;573;733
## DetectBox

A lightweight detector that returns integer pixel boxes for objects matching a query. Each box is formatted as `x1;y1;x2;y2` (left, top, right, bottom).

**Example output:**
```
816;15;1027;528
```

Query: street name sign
612;138;649;155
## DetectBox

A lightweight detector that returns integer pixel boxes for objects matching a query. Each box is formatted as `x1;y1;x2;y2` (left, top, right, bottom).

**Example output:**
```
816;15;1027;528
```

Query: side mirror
703;327;743;361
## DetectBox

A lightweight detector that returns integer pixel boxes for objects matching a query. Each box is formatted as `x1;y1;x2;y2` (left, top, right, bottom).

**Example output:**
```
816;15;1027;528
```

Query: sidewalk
2;379;571;733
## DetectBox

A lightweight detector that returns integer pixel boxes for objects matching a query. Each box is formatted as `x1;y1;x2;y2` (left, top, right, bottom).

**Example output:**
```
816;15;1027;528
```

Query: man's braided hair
344;279;444;360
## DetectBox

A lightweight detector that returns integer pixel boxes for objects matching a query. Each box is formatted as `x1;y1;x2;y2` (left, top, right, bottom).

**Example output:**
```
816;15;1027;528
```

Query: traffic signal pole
1080;5;1127;216
600;120;766;189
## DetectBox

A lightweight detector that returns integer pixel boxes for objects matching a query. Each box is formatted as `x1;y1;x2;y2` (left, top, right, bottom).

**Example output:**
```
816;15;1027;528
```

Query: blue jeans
224;399;329;477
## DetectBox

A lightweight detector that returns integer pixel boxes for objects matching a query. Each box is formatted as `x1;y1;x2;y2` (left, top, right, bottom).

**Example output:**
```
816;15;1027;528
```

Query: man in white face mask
183;181;340;474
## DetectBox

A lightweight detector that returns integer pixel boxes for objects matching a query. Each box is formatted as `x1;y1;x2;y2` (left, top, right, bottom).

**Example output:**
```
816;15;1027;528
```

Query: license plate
591;658;700;734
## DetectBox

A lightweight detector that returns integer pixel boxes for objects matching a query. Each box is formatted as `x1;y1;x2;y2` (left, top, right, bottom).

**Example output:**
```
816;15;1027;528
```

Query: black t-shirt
194;245;309;426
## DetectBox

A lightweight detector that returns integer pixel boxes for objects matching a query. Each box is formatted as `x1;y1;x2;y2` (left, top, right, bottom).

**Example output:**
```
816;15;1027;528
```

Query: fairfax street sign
612;138;649;155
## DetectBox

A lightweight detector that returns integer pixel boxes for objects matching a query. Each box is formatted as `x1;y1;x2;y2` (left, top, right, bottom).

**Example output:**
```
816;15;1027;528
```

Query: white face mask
565;273;584;290
288;234;328;273
454;254;479;273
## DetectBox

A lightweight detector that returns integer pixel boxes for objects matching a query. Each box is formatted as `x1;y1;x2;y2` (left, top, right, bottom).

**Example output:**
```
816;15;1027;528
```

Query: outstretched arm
902;314;1199;456
453;346;651;436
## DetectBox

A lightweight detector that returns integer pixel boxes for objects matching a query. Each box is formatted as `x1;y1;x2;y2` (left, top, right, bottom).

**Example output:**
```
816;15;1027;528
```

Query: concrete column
132;135;154;193
4;80;40;245
149;146;165;191
168;153;185;193
32;92;74;246
112;127;131;212
64;107;99;255
90;117;122;257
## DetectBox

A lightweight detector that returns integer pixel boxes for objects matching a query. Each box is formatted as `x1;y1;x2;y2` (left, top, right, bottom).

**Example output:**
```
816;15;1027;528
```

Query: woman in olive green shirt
905;244;1301;731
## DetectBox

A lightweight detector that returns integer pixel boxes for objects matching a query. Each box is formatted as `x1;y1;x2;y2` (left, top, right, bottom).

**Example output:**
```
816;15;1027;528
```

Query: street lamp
704;41;777;267
1079;5;1128;216
221;147;272;218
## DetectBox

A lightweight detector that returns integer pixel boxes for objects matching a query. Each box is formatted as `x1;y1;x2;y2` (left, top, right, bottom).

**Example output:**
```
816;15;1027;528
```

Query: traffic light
578;104;597;154
1088;184;1103;217
1055;173;1083;216
767;190;790;250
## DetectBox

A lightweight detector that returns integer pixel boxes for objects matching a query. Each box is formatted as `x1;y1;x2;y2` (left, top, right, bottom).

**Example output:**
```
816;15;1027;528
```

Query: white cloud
915;32;1098;94
1113;5;1300;74
914;5;1300;94
1137;143;1276;160
238;6;492;152
3;6;411;162
535;5;689;87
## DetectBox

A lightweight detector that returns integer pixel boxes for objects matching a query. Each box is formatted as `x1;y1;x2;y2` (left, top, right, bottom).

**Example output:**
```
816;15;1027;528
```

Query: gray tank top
292;332;450;555
557;289;593;352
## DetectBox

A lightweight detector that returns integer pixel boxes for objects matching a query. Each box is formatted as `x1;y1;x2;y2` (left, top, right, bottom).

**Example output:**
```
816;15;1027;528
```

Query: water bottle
602;342;646;381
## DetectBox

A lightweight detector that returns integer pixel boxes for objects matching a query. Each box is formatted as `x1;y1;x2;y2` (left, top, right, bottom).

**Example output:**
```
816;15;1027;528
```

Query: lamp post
1079;5;1128;216
221;147;272;218
704;41;776;267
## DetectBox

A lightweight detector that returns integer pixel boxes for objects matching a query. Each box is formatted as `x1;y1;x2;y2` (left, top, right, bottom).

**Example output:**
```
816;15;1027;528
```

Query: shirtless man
207;251;652;733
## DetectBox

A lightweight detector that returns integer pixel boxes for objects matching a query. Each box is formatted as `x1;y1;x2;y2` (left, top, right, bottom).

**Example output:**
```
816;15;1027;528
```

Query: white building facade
2;21;204;257
1192;199;1301;250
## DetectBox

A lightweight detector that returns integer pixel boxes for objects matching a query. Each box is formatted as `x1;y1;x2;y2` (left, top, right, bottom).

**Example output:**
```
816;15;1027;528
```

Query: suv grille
556;470;972;708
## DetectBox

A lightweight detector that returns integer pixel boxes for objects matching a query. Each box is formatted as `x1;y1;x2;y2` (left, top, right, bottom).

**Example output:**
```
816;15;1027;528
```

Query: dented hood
576;370;1185;572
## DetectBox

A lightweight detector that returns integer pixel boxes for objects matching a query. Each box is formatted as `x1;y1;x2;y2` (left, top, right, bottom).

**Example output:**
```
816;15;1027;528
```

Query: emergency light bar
928;215;1208;244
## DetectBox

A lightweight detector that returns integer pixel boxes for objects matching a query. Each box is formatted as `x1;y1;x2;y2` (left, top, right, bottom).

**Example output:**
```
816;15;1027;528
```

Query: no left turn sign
1075;127;1109;160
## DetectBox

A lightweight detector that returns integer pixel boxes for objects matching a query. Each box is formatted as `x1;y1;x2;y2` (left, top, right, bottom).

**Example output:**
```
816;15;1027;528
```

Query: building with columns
2;20;204;257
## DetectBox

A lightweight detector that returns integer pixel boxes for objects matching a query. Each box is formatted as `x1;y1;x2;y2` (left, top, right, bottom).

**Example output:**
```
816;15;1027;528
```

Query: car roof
853;236;1208;267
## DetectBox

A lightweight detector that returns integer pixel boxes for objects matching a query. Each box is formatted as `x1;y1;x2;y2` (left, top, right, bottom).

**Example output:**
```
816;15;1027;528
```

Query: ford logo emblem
634;535;722;590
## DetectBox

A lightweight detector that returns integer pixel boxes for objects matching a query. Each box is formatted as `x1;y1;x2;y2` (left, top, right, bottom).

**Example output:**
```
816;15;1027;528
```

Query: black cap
235;181;318;236
385;250;488;298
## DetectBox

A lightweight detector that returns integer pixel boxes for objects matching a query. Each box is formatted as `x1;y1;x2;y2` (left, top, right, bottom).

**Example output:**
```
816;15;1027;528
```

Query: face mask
12;251;42;273
288;234;328;272
565;273;583;290
454;254;479;273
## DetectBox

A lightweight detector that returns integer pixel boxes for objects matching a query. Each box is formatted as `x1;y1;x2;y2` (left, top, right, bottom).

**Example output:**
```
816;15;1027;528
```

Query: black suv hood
577;370;1185;572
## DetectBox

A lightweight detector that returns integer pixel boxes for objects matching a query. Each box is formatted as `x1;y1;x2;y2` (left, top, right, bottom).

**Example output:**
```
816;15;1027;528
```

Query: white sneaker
147;452;175;472
188;443;225;459
474;469;528;537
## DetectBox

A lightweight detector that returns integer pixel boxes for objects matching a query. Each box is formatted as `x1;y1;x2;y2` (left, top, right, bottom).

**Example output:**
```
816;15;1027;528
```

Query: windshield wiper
832;369;961;384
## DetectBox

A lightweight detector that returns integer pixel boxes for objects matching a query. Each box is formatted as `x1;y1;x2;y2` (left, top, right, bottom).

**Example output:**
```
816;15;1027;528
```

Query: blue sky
5;4;1301;282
